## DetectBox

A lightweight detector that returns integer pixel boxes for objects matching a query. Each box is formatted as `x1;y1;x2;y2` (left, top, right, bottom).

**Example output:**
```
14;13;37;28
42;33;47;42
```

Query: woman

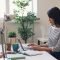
28;7;60;59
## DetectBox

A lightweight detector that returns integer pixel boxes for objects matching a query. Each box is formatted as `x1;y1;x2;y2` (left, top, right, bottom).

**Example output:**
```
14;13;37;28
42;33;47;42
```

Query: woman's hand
28;43;40;51
31;45;41;51
28;43;38;46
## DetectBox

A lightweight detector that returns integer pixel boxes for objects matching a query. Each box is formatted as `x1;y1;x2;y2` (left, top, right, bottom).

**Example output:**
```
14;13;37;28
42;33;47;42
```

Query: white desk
0;44;57;60
25;51;57;60
0;51;57;60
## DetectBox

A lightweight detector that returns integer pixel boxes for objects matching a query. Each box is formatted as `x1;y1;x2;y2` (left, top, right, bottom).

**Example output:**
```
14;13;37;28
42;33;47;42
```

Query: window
9;0;37;16
0;0;5;18
0;0;37;18
33;0;37;15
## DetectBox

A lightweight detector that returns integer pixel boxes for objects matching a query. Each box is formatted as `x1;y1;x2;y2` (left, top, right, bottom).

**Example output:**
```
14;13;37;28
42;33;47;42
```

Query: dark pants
50;52;60;60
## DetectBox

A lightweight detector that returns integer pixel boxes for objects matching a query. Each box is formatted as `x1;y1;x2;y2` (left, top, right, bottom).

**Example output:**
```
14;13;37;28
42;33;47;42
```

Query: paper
21;50;43;56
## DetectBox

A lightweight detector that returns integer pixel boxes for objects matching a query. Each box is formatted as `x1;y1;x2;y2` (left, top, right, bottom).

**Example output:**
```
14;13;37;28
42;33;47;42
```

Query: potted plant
13;0;37;43
8;32;16;44
7;32;19;52
7;32;16;51
6;32;16;51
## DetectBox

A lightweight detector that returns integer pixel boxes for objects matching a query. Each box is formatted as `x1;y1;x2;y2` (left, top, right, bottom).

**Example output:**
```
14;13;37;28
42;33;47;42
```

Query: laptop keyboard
20;50;43;56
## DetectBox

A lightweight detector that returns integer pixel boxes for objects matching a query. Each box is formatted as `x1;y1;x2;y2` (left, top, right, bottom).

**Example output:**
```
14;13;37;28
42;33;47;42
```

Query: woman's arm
38;47;52;52
28;43;48;47
28;43;52;52
31;46;52;52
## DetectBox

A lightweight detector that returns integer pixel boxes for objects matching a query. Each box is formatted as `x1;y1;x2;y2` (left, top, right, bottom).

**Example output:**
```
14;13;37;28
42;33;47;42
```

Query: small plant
8;32;16;38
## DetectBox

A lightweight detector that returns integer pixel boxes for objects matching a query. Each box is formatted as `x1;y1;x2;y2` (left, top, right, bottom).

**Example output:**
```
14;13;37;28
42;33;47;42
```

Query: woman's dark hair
47;7;60;25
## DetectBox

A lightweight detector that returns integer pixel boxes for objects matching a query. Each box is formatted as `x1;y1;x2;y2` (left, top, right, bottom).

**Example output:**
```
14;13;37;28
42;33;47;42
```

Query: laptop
18;39;43;56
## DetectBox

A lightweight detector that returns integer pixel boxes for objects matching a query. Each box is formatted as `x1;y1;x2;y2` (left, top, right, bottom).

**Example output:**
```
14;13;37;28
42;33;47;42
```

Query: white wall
37;0;60;40
37;0;60;25
33;0;60;43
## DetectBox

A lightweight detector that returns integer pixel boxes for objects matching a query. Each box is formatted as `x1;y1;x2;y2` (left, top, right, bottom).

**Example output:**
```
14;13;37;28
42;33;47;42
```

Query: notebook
18;39;43;56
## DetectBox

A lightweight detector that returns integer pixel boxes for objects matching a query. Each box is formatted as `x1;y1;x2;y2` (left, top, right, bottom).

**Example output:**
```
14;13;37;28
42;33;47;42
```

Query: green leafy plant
8;32;16;38
13;0;37;43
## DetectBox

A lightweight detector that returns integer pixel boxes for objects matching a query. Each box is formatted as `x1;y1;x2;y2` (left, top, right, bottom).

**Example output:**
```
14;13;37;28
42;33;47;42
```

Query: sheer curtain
0;0;5;30
0;0;5;18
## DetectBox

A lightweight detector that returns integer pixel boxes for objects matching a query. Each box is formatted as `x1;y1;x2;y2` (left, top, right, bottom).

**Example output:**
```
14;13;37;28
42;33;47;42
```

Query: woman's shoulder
49;25;60;33
50;25;60;30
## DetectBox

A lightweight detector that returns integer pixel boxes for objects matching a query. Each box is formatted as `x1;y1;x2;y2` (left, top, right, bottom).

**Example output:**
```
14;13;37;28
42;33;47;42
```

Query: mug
12;44;19;53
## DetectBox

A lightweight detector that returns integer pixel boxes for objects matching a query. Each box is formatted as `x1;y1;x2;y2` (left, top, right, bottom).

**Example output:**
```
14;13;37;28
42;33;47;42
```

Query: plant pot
8;37;16;44
6;43;11;51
